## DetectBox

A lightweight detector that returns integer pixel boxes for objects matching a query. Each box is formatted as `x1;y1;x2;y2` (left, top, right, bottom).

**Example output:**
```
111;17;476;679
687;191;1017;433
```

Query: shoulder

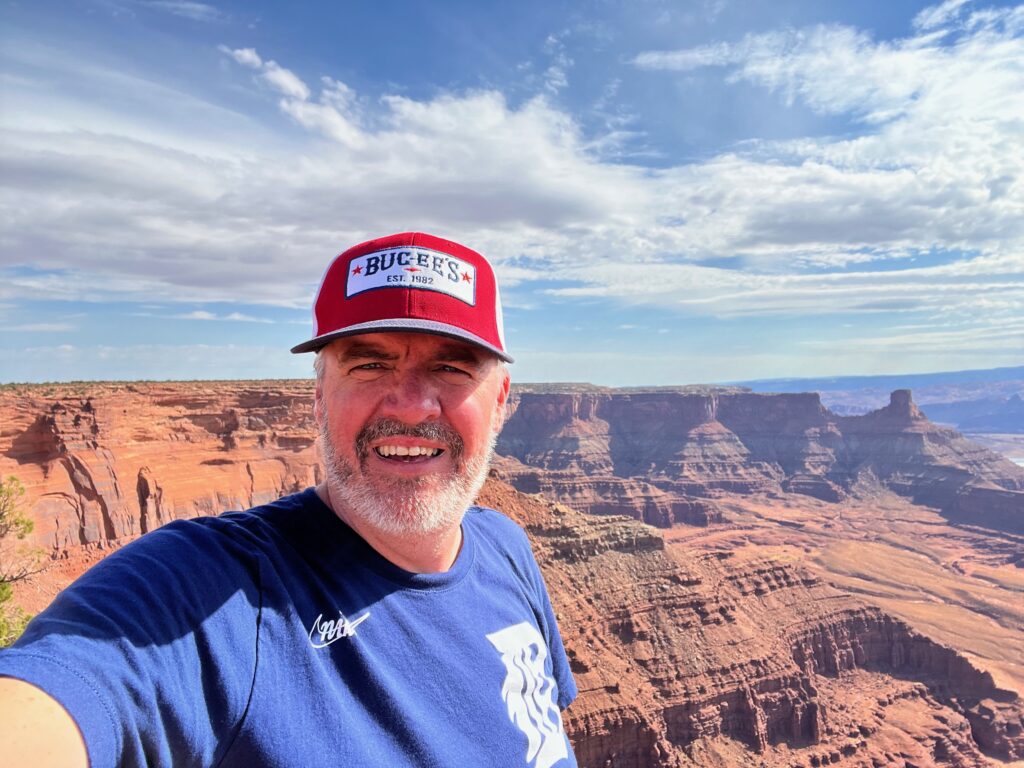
5;493;331;660
97;489;310;568
463;505;530;546
212;487;324;545
463;505;540;580
29;488;325;620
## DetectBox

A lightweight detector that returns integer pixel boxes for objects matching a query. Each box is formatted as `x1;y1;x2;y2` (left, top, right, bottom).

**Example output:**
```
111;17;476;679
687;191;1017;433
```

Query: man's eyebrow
435;343;486;365
337;343;399;362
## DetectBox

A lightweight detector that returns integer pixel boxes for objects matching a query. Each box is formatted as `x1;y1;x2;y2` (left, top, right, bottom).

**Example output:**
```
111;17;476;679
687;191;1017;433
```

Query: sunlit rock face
4;383;1020;549
497;386;1024;533
1;382;321;553
481;482;1024;767
2;381;1023;766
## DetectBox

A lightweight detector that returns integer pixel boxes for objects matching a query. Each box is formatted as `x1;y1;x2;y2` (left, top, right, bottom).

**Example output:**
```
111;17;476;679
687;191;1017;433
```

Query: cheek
318;394;367;446
455;398;502;449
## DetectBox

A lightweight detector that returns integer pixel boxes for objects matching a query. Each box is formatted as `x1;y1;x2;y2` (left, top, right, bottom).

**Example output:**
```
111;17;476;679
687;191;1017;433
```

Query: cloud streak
173;310;273;323
1;0;1022;374
143;1;225;23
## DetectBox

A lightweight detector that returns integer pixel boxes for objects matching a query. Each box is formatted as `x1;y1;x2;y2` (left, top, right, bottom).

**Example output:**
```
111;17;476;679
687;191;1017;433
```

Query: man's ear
313;381;324;428
493;369;511;431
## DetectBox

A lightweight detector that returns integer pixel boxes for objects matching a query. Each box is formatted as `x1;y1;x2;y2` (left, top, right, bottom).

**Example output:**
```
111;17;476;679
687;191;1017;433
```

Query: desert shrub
0;476;42;647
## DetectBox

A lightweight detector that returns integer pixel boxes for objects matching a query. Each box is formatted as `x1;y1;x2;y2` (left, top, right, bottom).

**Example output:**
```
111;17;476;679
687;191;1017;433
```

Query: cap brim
290;318;514;363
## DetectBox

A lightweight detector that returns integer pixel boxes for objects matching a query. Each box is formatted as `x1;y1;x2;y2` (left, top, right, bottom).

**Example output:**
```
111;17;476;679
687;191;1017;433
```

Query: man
0;233;578;767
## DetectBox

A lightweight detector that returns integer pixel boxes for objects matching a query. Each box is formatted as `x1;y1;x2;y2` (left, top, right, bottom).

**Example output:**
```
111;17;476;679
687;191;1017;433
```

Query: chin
335;476;475;536
319;418;495;537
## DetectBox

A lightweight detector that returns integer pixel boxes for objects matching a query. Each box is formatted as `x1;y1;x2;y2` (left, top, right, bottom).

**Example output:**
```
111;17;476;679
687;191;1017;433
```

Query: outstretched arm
0;676;88;768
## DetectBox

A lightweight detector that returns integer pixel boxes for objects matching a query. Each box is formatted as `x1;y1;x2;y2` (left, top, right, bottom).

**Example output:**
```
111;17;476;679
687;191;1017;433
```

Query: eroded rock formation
2;382;1023;765
1;382;320;554
483;483;1024;766
498;387;1024;533
6;383;1020;550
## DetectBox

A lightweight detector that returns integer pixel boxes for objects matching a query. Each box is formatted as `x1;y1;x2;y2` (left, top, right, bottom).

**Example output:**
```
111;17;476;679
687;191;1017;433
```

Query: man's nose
378;370;442;423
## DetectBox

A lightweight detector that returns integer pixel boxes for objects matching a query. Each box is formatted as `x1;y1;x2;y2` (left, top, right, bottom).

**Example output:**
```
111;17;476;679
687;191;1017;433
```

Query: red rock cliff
2;382;1022;766
2;382;320;553
482;483;1024;766
499;387;1024;533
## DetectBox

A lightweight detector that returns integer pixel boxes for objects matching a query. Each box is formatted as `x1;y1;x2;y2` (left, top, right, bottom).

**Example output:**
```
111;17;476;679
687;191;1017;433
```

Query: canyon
497;386;1024;531
1;381;1023;766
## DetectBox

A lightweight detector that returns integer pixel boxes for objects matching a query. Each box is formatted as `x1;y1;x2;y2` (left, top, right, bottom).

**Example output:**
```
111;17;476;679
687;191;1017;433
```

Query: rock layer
2;382;1023;766
482;483;1024;766
1;382;320;554
6;383;1020;550
499;387;1024;533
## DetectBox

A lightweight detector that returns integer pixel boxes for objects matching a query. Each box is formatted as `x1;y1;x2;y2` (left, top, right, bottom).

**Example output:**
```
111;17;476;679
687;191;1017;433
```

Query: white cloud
2;7;1023;369
171;310;271;323
217;47;310;100
0;343;312;382
541;33;573;94
224;312;270;322
545;251;1024;324
144;1;225;22
261;60;311;101
633;41;736;71
134;310;275;323
219;45;261;69
621;4;1024;281
635;4;1024;127
0;322;76;332
543;60;570;93
636;25;948;124
807;322;1024;349
914;0;972;31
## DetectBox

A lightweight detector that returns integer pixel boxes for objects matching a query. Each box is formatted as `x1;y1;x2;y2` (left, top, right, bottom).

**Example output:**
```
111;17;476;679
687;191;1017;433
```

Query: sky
1;0;1022;385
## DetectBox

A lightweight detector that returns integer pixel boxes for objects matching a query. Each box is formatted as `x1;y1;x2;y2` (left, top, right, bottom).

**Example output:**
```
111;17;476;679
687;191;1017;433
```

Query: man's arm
0;676;88;768
0;516;263;766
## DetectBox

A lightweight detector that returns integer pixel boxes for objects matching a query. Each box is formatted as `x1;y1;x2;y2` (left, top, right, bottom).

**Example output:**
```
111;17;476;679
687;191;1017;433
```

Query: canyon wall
4;383;1021;552
2;382;321;554
499;387;1024;533
483;483;1023;766
2;382;1023;765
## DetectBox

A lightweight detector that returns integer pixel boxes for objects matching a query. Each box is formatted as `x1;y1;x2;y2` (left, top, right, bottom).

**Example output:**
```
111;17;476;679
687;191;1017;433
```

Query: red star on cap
351;265;363;275
462;272;472;282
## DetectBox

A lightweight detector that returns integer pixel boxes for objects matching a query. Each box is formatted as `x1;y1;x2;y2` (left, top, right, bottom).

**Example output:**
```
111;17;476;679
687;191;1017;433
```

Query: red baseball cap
291;232;513;362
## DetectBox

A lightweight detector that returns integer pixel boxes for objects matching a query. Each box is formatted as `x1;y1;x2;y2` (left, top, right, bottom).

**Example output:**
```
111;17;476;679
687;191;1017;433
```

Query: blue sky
1;0;1022;384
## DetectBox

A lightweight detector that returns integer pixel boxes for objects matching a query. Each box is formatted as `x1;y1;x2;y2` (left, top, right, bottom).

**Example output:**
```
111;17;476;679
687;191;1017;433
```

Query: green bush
0;476;41;648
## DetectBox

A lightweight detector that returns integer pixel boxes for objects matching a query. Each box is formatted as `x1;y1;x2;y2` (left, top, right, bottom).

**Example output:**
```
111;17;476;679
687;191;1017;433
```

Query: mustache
355;418;464;463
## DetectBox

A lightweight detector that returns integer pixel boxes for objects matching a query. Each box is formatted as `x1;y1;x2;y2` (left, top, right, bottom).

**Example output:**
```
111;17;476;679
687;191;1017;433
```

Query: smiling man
0;233;578;768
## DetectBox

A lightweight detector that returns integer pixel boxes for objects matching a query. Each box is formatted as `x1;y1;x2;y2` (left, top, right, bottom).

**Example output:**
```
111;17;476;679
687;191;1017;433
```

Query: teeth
375;445;441;458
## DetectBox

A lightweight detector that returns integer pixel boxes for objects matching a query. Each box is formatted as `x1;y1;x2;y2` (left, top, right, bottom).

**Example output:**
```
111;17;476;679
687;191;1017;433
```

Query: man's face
314;331;510;536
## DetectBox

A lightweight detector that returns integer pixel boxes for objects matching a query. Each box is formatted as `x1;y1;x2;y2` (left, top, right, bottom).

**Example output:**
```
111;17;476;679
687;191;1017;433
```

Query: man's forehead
331;332;495;364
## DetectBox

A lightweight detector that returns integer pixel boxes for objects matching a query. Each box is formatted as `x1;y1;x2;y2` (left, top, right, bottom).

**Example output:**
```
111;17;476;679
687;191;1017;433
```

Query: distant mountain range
735;365;1024;432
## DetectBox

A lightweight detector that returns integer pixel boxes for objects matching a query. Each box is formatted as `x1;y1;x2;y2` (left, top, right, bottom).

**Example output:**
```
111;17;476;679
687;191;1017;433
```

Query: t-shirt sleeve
506;520;578;711
0;518;262;768
533;551;578;710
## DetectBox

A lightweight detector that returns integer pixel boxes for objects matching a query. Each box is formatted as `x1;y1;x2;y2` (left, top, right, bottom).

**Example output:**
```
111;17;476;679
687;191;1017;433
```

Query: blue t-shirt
0;489;578;768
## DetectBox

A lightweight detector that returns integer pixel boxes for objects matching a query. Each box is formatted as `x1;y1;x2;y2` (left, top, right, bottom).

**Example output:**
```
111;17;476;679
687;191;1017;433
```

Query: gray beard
318;411;495;536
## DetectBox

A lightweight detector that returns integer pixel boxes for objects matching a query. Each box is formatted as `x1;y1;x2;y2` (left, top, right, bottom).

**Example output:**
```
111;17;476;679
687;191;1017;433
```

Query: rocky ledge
498;388;1024;534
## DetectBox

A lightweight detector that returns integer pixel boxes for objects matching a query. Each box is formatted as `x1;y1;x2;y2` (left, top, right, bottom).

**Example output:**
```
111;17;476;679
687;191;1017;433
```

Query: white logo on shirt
308;610;371;648
487;621;568;768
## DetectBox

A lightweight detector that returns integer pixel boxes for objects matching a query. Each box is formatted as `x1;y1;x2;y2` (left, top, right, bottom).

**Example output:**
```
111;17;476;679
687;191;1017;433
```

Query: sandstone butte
1;380;1023;767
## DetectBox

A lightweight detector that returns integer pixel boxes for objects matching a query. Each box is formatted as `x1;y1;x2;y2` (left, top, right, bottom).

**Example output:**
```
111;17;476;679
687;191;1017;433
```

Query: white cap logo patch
346;246;477;305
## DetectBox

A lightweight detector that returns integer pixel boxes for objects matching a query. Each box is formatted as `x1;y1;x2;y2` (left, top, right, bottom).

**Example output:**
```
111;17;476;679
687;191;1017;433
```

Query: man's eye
438;365;470;375
353;362;385;371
